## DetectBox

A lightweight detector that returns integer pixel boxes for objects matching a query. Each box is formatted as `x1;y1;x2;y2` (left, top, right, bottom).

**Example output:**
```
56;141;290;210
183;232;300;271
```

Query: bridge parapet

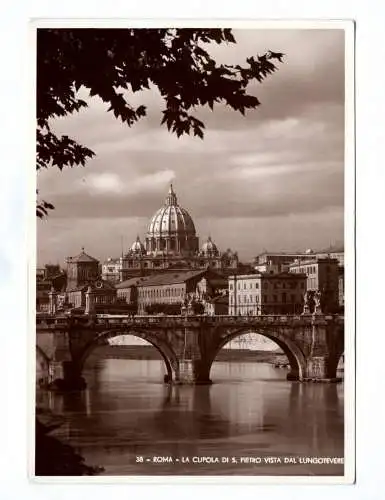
36;316;71;330
36;313;344;332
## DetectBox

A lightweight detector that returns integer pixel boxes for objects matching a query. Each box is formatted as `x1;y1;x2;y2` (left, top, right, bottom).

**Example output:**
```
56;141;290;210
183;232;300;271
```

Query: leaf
136;105;147;117
223;29;236;43
36;29;284;216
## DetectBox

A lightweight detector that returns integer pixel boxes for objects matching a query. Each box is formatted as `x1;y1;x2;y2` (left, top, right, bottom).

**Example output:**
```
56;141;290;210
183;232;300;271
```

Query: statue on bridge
302;290;323;315
181;292;195;316
48;287;57;315
181;291;205;316
313;290;323;314
302;291;311;315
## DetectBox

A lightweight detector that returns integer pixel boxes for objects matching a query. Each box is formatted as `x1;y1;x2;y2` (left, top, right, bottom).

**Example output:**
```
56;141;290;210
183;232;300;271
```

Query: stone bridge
36;313;344;389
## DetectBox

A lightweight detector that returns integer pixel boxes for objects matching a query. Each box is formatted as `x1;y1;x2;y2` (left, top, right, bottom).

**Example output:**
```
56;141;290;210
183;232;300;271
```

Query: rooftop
66;248;99;264
115;276;153;289
229;272;307;280
104;257;121;264
289;257;339;266
136;269;207;287
256;247;344;259
67;279;115;292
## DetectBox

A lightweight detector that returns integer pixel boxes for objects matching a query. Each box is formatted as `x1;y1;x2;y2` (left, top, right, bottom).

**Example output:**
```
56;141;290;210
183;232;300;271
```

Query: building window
255;283;259;288
229;284;233;290
273;295;277;302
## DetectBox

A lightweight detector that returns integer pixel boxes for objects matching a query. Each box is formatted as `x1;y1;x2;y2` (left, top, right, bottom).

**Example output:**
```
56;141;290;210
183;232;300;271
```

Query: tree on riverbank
36;28;283;217
35;419;103;476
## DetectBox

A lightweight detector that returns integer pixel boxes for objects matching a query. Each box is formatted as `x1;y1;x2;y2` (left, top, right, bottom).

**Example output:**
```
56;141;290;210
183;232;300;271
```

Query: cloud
85;173;123;193
77;169;175;197
37;28;345;265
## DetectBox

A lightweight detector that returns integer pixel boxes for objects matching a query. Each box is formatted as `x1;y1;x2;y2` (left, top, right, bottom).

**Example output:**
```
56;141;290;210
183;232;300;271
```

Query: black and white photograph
33;22;354;481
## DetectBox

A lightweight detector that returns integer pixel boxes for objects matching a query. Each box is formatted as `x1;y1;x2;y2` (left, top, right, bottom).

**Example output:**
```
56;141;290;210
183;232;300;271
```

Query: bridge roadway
36;313;344;389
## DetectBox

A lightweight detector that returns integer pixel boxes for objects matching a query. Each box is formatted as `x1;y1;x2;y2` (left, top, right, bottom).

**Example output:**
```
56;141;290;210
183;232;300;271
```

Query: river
36;354;344;476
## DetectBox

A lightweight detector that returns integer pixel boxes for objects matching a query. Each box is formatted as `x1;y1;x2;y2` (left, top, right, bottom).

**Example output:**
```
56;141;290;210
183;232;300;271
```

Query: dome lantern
166;183;178;206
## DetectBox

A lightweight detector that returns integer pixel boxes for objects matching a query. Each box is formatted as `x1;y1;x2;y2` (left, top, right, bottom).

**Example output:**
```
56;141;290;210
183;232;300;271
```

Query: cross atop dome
166;183;178;206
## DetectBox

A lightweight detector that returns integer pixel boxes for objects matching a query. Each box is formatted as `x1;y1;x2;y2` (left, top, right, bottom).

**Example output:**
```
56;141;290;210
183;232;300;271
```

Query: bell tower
66;247;99;291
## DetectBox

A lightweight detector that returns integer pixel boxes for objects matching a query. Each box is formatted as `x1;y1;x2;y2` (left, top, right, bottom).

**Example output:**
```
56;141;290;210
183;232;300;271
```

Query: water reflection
37;359;344;476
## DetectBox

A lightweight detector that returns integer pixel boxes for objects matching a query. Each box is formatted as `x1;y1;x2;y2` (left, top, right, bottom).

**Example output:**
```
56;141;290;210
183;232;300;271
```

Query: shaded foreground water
36;358;344;476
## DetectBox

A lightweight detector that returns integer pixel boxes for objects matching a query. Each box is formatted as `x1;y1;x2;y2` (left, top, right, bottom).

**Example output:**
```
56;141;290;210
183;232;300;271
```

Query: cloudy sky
37;28;345;267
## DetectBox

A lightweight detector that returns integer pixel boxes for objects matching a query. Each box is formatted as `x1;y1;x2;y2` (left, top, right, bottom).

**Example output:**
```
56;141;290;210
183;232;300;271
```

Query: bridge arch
77;329;179;382
208;327;307;381
328;350;345;380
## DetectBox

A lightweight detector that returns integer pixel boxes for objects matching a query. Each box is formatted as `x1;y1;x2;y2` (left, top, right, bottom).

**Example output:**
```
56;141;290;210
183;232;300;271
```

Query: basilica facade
117;185;239;282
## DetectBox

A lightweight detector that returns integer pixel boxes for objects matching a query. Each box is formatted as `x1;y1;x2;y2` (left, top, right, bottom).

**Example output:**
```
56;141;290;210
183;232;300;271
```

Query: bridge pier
176;359;212;385
177;360;196;384
302;315;343;382
306;356;329;380
47;360;87;391
173;322;213;385
304;356;342;382
286;369;300;381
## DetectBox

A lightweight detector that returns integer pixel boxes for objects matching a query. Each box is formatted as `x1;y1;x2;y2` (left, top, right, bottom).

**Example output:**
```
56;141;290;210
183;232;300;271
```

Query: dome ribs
145;185;198;257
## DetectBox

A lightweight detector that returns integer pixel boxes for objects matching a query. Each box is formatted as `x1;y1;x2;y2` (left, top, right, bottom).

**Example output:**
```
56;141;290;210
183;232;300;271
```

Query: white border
11;0;385;494
343;21;355;486
27;18;355;486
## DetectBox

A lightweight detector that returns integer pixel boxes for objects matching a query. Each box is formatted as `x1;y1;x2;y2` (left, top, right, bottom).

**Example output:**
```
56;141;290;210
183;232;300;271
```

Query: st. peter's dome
145;184;199;256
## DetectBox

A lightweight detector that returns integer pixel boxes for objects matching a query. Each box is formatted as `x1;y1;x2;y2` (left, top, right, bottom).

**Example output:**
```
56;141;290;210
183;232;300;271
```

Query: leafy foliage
35;418;103;475
36;197;55;219
36;28;284;214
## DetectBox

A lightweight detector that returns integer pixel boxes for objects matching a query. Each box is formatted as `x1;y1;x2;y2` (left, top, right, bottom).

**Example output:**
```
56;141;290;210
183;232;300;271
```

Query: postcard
31;20;355;484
